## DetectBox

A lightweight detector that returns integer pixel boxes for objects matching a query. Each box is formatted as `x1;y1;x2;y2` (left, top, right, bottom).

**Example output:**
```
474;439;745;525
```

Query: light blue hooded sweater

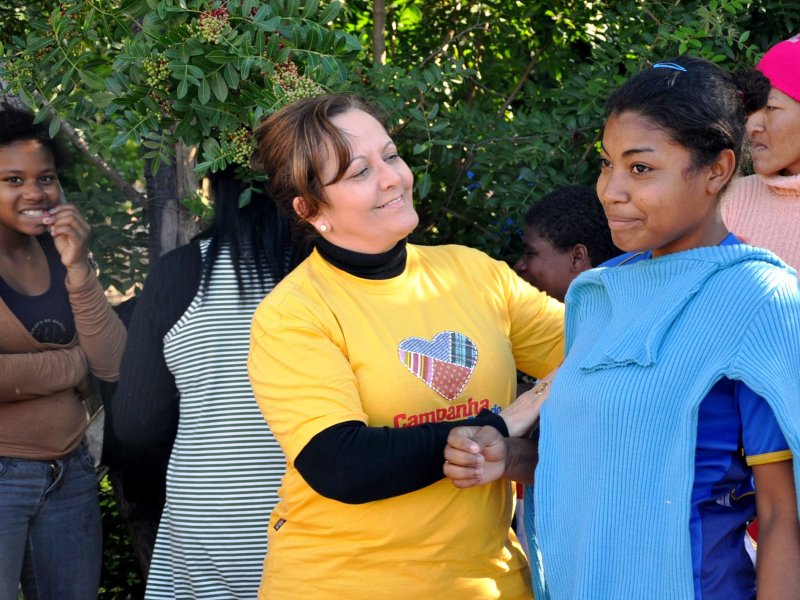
525;244;800;599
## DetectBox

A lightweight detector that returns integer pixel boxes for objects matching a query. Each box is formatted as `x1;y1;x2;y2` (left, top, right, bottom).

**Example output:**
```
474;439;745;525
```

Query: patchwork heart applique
398;331;478;401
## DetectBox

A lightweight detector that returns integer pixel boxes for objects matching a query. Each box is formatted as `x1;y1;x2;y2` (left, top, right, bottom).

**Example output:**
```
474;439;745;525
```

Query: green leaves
210;71;228;101
2;0;798;280
333;0;799;263
318;1;342;25
1;0;360;186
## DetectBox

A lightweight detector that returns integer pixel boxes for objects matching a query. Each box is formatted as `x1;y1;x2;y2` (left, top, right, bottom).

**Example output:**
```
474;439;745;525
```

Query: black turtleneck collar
315;237;407;280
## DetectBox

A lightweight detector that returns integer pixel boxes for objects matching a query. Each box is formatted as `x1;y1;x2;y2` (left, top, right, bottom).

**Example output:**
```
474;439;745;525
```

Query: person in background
723;33;800;271
514;185;619;302
0;99;126;599
247;93;564;599
511;186;619;550
108;168;306;599
444;56;800;599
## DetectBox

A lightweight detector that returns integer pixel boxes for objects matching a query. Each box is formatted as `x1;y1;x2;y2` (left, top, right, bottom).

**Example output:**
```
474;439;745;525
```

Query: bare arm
501;368;556;438
754;460;800;599
0;346;88;402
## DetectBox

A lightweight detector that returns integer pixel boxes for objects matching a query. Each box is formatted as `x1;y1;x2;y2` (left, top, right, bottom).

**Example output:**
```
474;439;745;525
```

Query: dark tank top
0;235;75;344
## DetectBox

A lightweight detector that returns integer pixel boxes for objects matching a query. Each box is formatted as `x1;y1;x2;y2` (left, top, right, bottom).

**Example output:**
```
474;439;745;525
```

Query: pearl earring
319;224;329;232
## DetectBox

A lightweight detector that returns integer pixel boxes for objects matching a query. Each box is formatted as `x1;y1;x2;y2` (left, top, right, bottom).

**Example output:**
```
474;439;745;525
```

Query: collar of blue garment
568;243;785;370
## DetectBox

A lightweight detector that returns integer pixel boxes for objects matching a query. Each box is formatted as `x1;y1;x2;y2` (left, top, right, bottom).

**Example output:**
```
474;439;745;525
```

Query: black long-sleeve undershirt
295;410;508;504
292;240;512;504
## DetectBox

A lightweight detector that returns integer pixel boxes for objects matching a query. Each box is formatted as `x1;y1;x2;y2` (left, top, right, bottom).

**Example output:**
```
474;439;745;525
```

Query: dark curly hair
524;185;620;266
732;68;771;116
0;98;66;167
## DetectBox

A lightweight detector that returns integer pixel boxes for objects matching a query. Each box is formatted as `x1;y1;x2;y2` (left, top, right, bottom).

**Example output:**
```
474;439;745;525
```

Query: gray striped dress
144;240;284;599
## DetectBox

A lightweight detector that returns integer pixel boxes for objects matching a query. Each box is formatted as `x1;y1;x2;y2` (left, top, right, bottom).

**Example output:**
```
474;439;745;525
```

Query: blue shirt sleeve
738;381;792;464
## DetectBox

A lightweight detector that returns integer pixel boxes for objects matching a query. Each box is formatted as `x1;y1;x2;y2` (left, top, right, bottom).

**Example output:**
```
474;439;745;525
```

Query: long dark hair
195;167;310;301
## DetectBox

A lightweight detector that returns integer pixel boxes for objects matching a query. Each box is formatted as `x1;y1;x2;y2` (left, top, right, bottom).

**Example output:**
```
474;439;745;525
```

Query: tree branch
58;119;145;205
497;54;539;117
419;24;488;69
578;129;602;165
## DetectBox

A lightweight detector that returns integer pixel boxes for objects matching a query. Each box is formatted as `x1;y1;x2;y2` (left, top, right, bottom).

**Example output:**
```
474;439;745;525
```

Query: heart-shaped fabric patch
398;331;478;401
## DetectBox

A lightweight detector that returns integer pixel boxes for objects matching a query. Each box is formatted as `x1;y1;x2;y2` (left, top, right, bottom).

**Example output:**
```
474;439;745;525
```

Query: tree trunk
144;158;175;262
143;142;201;261
372;0;386;65
175;142;200;248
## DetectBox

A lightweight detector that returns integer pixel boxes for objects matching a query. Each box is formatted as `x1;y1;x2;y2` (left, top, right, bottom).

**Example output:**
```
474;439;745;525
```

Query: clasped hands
443;372;555;488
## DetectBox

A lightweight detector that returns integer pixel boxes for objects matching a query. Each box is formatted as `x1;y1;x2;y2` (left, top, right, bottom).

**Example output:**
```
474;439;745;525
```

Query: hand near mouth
42;204;93;284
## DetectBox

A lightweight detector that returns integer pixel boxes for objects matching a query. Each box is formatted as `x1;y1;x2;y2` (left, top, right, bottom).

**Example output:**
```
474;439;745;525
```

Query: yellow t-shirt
248;244;564;599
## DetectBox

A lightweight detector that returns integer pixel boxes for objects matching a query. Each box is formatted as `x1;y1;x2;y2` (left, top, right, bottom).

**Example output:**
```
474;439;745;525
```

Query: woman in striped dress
108;169;306;598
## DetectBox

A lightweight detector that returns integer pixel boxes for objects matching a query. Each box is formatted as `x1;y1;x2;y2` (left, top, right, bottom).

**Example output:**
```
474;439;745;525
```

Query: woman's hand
501;369;557;438
43;204;92;284
444;426;539;487
444;425;510;488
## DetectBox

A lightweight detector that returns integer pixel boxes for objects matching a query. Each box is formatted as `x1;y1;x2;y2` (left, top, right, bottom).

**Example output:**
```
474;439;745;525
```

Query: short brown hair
252;93;387;233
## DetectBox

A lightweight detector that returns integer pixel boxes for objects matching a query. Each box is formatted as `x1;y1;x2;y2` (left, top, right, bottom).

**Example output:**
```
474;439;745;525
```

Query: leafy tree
1;0;359;286
3;0;798;277
341;0;799;261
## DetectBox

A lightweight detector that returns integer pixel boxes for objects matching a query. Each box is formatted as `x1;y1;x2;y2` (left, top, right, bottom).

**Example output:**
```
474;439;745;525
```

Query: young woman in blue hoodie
445;56;800;599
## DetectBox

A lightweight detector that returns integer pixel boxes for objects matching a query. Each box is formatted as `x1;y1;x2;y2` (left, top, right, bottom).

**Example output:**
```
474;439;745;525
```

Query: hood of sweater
566;243;787;371
760;171;800;196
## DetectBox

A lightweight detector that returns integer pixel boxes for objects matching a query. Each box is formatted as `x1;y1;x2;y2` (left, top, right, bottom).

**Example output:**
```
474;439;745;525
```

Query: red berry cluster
196;6;229;44
272;61;322;103
48;3;80;26
147;90;174;118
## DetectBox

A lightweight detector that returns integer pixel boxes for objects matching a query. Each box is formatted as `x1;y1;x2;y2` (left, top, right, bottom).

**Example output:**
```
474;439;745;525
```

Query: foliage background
2;0;798;596
3;1;799;284
340;0;799;260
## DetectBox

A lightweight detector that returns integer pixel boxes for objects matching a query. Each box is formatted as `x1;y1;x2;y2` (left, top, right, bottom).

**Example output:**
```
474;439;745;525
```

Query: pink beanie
757;33;800;103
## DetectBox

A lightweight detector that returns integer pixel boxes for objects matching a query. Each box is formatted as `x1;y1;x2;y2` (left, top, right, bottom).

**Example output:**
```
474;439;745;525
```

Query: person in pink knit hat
723;33;800;271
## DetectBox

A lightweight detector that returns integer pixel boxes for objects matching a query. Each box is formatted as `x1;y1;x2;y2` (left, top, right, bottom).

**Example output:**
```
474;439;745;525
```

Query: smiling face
514;227;580;301
0;139;60;244
301;109;418;254
596;111;730;258
747;87;800;176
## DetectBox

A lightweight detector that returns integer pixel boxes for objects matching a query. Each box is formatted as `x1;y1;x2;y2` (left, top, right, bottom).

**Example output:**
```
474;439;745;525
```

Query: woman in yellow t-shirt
247;93;564;599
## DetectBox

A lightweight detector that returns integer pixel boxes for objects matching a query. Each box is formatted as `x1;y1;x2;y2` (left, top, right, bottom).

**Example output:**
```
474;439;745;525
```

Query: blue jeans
0;440;102;600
